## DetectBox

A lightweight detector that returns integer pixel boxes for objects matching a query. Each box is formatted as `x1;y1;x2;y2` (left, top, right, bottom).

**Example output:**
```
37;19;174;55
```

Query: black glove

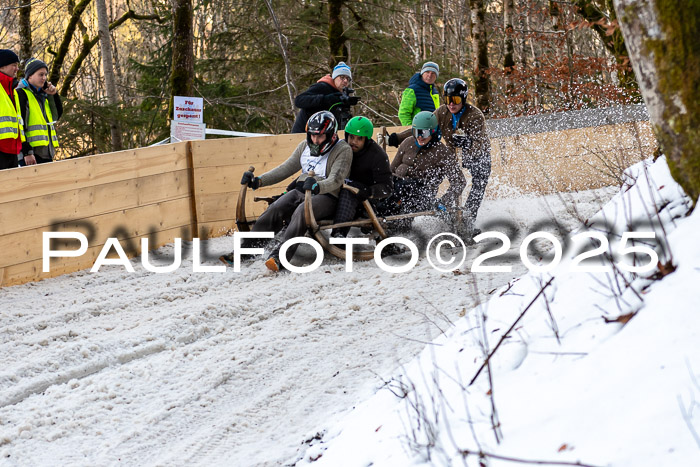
293;180;306;193
241;171;261;189
347;180;370;201
302;177;320;195
324;93;343;107
387;133;399;147
346;96;360;105
452;134;472;150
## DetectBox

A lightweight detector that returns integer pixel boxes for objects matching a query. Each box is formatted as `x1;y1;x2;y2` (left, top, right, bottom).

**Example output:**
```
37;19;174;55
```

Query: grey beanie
420;61;439;77
331;61;352;80
24;57;48;78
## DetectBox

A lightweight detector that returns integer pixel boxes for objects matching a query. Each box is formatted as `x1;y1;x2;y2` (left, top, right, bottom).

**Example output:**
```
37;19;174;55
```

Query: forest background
0;0;640;159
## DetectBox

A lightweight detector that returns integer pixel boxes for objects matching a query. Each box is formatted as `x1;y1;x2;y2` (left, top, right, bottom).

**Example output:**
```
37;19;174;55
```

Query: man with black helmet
222;110;352;271
330;115;393;238
436;78;490;236
387;78;490;237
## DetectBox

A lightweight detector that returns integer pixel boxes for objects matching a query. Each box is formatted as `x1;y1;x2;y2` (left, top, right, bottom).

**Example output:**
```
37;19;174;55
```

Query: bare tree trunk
503;0;515;71
96;0;123;151
614;0;700;203
578;0;637;89
264;0;297;118
49;0;92;85
470;0;490;113
169;0;194;119
19;0;32;64
328;0;347;65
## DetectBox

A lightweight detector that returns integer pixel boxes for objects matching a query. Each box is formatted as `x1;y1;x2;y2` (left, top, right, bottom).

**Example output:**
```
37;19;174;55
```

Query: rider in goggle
412;127;434;139
444;95;463;105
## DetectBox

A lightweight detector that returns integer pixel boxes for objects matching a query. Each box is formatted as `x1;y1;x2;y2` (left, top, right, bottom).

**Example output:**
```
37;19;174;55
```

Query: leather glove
452;134;472;150
324;93;343;106
241;171;261;189
347;180;370;201
303;177;320;195
387;133;399;147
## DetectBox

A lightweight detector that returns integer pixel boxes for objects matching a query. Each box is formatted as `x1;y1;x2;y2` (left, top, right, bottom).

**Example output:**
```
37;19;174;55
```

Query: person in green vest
395;61;441;129
15;58;62;166
0;49;23;170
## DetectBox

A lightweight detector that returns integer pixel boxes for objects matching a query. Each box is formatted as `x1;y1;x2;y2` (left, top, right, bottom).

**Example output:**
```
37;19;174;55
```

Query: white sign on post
172;96;205;141
173;96;204;123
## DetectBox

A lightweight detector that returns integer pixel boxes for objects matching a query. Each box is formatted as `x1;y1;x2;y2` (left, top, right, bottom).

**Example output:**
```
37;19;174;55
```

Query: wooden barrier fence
0;120;656;287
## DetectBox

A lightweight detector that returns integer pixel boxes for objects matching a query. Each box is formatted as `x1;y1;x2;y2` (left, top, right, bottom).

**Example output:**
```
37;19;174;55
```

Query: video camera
336;87;361;130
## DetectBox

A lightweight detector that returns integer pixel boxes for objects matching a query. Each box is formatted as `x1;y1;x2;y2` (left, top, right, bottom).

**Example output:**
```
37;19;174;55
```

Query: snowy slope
296;156;700;467
0;183;615;465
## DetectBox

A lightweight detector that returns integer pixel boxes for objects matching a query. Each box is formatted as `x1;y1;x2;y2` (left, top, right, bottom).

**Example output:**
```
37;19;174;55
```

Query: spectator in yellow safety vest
15;58;62;166
0;49;23;170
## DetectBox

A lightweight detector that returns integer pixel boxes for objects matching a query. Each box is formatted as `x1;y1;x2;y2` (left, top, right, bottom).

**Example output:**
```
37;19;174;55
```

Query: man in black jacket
291;62;359;133
331;116;393;238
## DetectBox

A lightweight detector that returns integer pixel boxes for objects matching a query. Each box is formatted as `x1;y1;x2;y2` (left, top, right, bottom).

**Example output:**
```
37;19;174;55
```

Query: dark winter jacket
390;136;466;208
16;79;63;161
291;75;344;133
347;138;393;199
435;104;490;159
397;73;440;126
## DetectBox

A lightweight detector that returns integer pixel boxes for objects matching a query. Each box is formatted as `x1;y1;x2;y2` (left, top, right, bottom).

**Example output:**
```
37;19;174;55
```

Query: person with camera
291;62;360;133
222;111;352;272
16;58;63;166
330;116;393;239
0;50;23;170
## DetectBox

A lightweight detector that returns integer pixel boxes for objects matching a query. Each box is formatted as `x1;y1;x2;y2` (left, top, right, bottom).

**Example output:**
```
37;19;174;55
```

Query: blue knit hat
0;49;20;68
420;61;439;78
331;62;352;80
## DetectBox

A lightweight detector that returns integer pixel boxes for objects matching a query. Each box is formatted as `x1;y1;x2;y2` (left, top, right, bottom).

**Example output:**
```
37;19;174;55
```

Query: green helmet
345;116;374;139
412;111;439;140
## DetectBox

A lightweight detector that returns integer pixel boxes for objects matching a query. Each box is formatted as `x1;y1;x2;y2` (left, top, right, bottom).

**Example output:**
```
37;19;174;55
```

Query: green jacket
398;73;441;126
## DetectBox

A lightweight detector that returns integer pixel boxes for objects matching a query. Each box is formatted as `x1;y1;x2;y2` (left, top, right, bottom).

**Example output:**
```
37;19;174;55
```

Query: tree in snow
613;0;700;204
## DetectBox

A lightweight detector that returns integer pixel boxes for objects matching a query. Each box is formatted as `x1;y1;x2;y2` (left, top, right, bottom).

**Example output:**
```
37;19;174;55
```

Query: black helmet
306;111;338;156
443;78;468;104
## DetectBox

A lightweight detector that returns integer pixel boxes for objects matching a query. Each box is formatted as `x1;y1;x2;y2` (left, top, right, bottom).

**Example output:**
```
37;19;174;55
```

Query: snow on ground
0;182;616;466
296;156;700;467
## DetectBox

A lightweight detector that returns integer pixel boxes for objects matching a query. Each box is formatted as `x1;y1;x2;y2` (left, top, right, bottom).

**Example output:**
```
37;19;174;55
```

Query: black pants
0;151;19;170
375;177;436;232
243;189;337;260
18;155;52;167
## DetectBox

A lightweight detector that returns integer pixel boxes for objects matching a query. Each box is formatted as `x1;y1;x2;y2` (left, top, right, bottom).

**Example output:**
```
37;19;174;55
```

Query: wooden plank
0;142;188;204
193;162;278;195
0;225;193;288
195;177;295;224
0;197;194;268
0;170;191;237
196;220;236;239
191;134;305;168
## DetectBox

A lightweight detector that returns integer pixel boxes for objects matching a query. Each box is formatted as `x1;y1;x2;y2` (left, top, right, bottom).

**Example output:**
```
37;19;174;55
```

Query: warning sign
170;121;206;142
173;96;204;123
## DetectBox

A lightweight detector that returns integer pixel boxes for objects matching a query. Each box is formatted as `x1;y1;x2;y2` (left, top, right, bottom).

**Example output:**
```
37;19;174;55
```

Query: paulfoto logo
43;227;661;275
